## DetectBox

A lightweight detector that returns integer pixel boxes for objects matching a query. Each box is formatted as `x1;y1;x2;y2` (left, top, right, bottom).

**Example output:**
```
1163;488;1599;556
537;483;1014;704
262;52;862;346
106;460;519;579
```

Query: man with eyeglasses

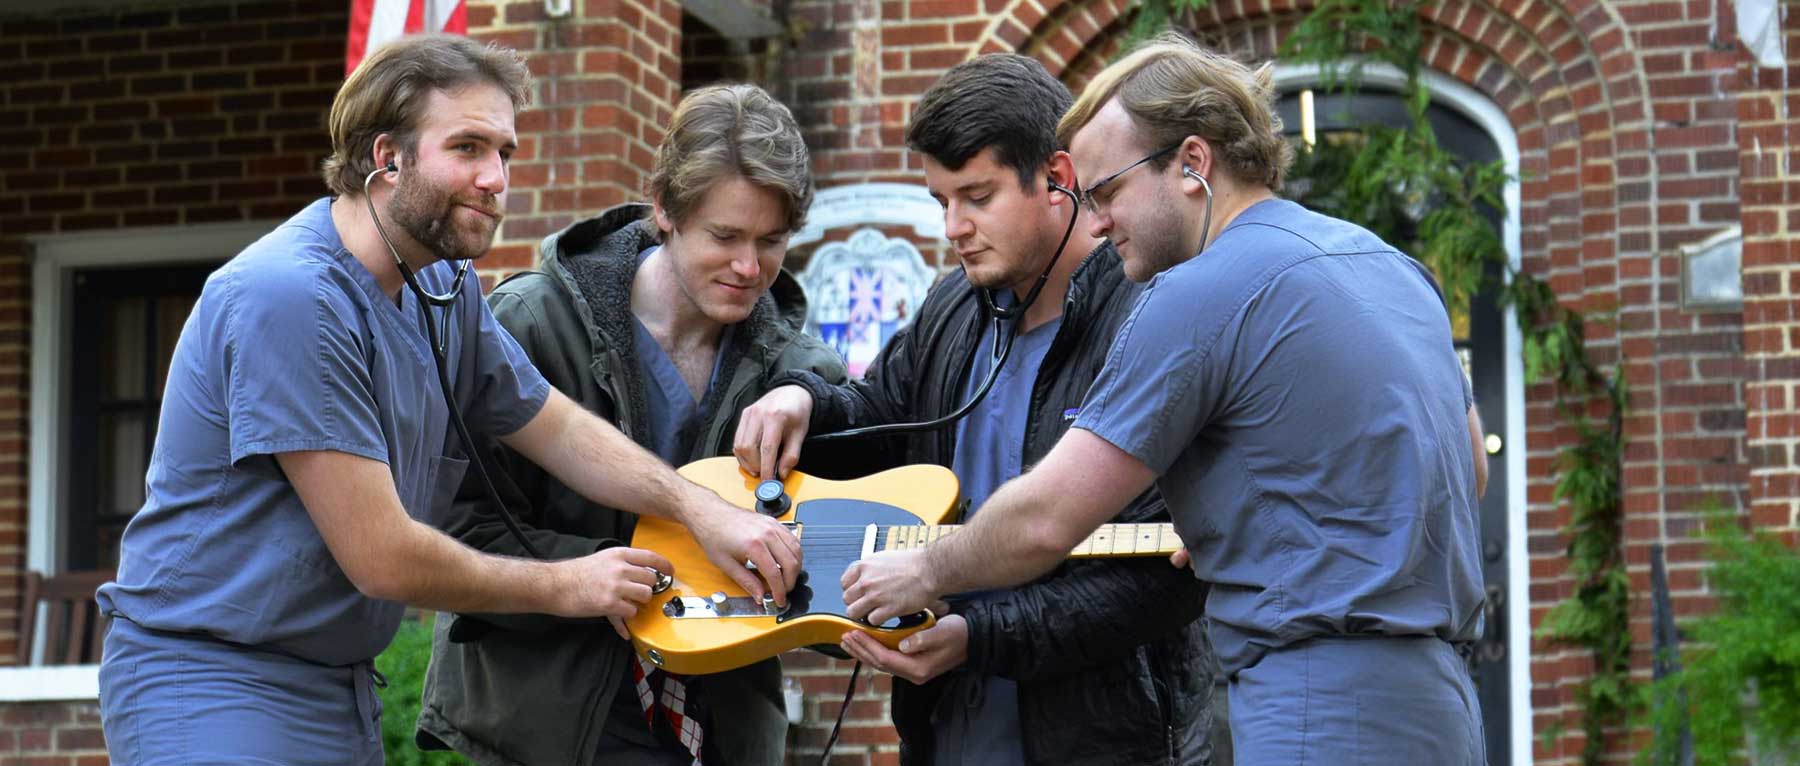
838;34;1491;766
735;54;1221;766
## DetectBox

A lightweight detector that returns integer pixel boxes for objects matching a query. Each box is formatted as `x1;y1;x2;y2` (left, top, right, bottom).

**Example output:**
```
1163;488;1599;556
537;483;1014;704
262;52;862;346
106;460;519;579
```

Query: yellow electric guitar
626;457;1186;675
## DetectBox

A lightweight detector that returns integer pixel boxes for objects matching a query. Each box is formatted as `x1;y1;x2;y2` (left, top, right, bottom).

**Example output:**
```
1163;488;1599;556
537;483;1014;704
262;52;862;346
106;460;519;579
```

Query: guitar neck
880;522;1182;558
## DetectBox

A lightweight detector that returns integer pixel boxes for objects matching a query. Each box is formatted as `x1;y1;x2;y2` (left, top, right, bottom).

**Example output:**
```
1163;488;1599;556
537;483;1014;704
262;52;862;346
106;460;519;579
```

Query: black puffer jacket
781;242;1217;766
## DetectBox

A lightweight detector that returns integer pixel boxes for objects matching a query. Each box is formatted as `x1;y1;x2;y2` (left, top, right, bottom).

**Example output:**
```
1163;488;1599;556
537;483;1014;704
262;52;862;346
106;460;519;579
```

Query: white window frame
9;221;270;698
1274;61;1530;766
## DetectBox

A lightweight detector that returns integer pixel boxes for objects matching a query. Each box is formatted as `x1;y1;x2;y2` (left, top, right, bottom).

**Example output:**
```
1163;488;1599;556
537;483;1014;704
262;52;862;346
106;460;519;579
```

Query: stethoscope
811;180;1083;442
364;162;546;559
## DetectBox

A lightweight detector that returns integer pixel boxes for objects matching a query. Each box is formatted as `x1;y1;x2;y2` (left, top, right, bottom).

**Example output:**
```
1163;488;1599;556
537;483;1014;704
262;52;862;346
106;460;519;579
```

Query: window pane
105;297;148;401
97;411;147;515
155;294;198;399
96;524;126;572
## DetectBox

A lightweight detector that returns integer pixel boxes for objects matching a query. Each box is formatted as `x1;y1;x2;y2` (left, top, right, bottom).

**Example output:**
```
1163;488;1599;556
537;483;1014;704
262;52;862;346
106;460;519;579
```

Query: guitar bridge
664;593;784;619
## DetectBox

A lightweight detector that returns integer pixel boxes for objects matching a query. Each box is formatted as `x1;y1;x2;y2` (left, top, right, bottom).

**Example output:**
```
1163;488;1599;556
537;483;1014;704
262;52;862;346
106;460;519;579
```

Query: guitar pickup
662;578;812;621
664;593;783;619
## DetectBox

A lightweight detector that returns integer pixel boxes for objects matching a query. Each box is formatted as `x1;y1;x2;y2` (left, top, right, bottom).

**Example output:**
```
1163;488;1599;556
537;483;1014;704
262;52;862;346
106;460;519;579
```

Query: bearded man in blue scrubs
838;33;1492;766
95;35;800;766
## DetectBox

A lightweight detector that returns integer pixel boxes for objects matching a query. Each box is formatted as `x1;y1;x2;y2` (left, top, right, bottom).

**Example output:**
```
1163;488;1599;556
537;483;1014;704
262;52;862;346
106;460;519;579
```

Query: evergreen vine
1130;1;1633;763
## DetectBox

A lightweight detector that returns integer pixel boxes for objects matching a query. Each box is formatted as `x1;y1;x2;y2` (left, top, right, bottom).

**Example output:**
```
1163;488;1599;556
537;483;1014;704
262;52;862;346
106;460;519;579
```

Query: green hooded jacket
416;203;848;766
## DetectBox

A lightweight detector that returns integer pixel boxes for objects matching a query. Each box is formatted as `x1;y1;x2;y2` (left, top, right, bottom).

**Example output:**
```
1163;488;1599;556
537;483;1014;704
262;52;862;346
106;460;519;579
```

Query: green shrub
375;614;468;766
1645;520;1800;765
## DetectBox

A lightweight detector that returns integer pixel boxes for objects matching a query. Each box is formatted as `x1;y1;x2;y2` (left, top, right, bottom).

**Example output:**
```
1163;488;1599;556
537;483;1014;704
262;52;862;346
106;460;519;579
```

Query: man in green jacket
416;83;847;766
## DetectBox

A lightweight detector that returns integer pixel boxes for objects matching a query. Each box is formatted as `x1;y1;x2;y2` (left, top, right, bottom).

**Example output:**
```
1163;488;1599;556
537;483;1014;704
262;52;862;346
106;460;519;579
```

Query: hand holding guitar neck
841;548;939;627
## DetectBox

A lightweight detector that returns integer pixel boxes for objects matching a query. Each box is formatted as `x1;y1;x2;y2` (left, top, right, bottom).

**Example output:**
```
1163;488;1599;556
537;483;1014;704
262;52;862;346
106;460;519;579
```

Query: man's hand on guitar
557;547;675;640
733;385;813;479
841;549;938;626
839;613;967;685
685;493;802;607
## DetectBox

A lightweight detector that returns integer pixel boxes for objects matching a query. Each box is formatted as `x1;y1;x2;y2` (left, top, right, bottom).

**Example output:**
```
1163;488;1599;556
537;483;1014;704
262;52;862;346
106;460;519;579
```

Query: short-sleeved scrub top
97;197;552;667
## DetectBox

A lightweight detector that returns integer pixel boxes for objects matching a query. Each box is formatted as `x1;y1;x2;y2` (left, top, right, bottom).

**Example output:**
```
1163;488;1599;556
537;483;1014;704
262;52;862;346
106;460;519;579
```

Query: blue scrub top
97;198;551;667
629;246;736;466
935;297;1060;766
1073;198;1484;674
952;305;1063;512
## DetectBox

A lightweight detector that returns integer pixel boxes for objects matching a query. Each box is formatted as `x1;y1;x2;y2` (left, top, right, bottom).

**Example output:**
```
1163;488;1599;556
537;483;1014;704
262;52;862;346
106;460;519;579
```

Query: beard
387;166;500;263
1121;188;1197;282
963;227;1062;293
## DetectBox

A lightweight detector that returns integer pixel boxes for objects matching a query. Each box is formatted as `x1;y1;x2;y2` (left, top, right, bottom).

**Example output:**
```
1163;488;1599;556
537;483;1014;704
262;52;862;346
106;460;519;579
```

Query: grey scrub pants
98;618;385;766
1228;635;1484;766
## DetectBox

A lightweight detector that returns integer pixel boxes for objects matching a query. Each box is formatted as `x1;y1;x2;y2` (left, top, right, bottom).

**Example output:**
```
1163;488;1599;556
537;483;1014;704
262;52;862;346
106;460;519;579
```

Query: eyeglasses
1079;143;1181;215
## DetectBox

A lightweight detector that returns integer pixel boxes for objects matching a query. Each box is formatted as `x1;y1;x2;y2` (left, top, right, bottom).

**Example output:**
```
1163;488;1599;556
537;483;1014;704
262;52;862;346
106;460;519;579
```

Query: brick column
1738;15;1800;537
471;0;683;279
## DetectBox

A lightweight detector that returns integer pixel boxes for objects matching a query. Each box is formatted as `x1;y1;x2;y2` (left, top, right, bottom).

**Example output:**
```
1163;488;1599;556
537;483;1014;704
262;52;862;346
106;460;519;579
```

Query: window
63;265;215;571
28;221;268;579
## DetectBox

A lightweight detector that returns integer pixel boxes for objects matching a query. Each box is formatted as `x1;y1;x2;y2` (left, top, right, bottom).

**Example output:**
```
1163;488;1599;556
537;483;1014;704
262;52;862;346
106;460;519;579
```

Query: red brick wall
0;0;349;668
1738;10;1800;540
0;701;108;766
469;0;684;281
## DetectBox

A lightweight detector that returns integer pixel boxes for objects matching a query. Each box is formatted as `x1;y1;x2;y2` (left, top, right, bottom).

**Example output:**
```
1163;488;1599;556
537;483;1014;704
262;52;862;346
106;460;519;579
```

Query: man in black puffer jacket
735;55;1224;766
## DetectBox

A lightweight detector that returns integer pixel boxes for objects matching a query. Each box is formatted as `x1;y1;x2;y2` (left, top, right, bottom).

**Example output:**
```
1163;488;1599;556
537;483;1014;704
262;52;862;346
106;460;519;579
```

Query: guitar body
626;457;962;675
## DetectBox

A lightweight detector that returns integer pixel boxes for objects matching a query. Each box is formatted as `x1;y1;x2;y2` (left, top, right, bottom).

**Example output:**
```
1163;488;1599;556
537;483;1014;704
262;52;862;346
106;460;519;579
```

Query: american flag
346;0;467;74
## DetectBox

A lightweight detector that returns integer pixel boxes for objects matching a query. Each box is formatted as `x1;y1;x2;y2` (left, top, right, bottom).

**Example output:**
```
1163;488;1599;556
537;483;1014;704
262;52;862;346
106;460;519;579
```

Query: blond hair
321;35;532;198
1058;33;1292;191
646;84;813;233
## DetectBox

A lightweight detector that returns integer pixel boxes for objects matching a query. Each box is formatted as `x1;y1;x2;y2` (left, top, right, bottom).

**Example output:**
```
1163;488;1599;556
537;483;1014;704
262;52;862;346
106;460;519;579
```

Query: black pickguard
787;498;932;632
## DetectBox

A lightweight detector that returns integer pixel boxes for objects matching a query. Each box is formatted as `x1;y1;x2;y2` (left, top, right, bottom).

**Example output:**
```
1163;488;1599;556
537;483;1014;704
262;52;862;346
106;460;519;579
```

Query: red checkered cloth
632;655;703;765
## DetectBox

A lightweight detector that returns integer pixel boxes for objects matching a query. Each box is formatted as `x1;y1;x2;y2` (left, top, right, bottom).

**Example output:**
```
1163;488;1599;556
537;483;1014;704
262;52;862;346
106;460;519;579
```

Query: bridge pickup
664;594;782;619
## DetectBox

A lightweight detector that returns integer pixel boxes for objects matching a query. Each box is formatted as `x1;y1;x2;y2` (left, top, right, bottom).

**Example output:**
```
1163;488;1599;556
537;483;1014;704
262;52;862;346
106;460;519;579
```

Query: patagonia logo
1062;407;1080;421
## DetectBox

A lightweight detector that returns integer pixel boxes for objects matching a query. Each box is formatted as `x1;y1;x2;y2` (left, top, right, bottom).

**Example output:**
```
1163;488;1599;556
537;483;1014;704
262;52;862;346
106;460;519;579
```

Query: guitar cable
819;661;863;766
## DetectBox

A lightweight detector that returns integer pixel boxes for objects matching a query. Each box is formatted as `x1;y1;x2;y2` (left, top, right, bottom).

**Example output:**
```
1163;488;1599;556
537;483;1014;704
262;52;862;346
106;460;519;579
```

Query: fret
1136;524;1158;555
1112;525;1132;555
